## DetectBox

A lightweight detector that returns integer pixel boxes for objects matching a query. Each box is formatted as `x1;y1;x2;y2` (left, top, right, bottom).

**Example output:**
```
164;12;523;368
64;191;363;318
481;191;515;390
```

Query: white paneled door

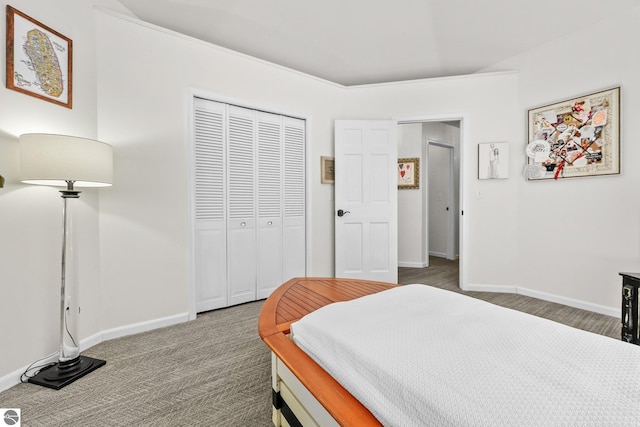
334;120;398;283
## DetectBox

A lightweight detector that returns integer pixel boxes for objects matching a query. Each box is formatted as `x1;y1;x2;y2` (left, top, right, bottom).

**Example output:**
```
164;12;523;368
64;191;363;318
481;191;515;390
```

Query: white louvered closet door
194;98;227;312
256;111;283;298
194;98;306;311
227;105;257;306
282;117;306;282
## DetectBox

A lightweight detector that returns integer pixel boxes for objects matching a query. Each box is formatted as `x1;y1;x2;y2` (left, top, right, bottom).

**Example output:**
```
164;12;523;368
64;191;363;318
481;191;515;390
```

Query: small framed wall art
6;5;73;108
320;156;334;184
398;158;419;189
478;142;509;179
526;87;620;180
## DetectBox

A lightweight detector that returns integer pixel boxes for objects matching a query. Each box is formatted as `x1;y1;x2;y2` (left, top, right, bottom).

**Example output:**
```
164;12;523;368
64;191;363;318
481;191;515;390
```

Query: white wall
345;75;521;294
94;10;519;330
0;0;134;387
94;10;349;333
398;123;424;266
481;6;640;312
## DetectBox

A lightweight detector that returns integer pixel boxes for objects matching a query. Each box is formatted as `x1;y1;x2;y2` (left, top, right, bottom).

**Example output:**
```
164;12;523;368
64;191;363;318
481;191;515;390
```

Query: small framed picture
6;5;73;108
320;156;334;184
478;142;509;179
398;158;419;189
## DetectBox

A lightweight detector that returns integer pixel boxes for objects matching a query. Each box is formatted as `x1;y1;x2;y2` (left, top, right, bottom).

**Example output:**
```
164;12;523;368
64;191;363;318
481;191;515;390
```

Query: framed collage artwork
526;87;619;180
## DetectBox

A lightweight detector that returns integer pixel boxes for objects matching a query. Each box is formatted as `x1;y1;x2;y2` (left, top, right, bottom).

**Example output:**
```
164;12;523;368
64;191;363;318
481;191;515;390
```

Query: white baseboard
0;312;190;393
398;261;428;268
100;312;189;342
464;283;618;318
428;251;447;258
463;283;517;294
0;354;58;394
516;287;618;318
0;368;22;394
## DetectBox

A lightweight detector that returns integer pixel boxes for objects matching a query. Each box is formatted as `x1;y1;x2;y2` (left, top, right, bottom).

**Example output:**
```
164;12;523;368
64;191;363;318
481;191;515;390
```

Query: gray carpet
399;257;620;338
0;301;272;427
1;260;620;426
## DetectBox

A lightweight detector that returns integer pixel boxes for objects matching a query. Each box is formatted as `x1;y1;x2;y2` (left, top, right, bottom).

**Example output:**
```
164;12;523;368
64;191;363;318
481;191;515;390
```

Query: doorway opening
397;119;461;285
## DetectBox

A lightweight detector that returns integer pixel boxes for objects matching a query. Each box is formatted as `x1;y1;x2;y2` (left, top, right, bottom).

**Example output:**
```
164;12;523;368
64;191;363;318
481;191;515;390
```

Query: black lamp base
28;356;106;390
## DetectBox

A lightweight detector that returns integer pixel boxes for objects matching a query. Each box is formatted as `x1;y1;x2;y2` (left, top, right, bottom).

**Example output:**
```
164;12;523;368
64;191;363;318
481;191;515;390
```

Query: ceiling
118;0;638;86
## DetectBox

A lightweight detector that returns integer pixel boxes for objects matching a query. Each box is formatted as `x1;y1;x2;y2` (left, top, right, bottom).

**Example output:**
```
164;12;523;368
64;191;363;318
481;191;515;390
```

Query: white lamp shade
20;133;113;187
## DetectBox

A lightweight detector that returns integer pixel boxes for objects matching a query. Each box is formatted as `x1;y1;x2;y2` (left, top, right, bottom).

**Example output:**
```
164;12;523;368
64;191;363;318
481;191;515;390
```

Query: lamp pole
59;180;81;365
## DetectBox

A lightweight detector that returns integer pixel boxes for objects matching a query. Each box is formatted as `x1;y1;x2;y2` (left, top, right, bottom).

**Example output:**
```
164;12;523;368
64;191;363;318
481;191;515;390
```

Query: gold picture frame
398;158;419;189
6;5;73;108
320;156;334;184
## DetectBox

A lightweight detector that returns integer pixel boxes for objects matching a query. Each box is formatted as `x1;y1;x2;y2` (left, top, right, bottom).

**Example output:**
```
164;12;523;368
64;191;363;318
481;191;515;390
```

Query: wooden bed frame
258;277;396;427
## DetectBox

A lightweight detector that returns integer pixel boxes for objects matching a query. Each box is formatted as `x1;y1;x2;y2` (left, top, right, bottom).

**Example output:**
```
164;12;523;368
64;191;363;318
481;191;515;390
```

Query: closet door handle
268;221;273;225
241;222;246;227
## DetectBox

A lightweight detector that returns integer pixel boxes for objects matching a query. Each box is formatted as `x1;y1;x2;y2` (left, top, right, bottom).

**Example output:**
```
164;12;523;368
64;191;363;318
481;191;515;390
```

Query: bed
258;278;640;426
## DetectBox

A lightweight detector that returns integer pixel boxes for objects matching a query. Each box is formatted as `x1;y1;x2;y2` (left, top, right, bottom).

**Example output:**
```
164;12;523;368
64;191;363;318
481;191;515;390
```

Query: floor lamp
19;133;113;390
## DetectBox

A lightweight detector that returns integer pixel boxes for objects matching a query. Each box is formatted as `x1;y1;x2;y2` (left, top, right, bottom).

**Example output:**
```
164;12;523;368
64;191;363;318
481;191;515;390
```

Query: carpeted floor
0;301;272;427
399;257;619;338
1;258;620;426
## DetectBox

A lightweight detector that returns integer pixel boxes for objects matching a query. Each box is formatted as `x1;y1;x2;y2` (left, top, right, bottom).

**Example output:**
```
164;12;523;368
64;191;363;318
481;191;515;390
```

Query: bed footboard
271;352;339;427
259;277;392;427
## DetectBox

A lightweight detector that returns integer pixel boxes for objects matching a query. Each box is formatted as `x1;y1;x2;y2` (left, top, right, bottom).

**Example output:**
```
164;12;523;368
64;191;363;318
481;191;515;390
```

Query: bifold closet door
227;105;257;306
256;111;283;299
282;117;306;282
194;98;306;311
194;99;227;312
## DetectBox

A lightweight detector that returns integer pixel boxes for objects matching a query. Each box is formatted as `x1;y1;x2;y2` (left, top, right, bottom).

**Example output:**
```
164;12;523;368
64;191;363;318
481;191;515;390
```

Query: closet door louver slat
284;122;305;218
195;110;224;221
258;118;282;219
228;113;255;221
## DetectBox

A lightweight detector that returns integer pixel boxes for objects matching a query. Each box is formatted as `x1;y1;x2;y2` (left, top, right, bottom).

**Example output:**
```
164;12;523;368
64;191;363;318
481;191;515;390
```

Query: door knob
337;209;350;217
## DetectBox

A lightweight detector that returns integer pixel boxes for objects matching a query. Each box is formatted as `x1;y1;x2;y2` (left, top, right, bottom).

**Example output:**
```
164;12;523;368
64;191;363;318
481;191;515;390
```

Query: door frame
425;138;456;261
396;114;467;290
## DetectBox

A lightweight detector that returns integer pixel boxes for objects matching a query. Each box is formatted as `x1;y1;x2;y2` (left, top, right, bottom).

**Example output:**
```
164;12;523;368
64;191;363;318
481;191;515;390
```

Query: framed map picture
6;6;73;108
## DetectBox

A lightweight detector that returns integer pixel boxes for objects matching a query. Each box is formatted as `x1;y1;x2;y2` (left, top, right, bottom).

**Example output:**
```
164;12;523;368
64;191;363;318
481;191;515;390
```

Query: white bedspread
291;284;640;426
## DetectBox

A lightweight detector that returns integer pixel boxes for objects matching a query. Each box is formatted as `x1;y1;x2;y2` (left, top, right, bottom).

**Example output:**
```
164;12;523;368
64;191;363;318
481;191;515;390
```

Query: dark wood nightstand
620;273;640;344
